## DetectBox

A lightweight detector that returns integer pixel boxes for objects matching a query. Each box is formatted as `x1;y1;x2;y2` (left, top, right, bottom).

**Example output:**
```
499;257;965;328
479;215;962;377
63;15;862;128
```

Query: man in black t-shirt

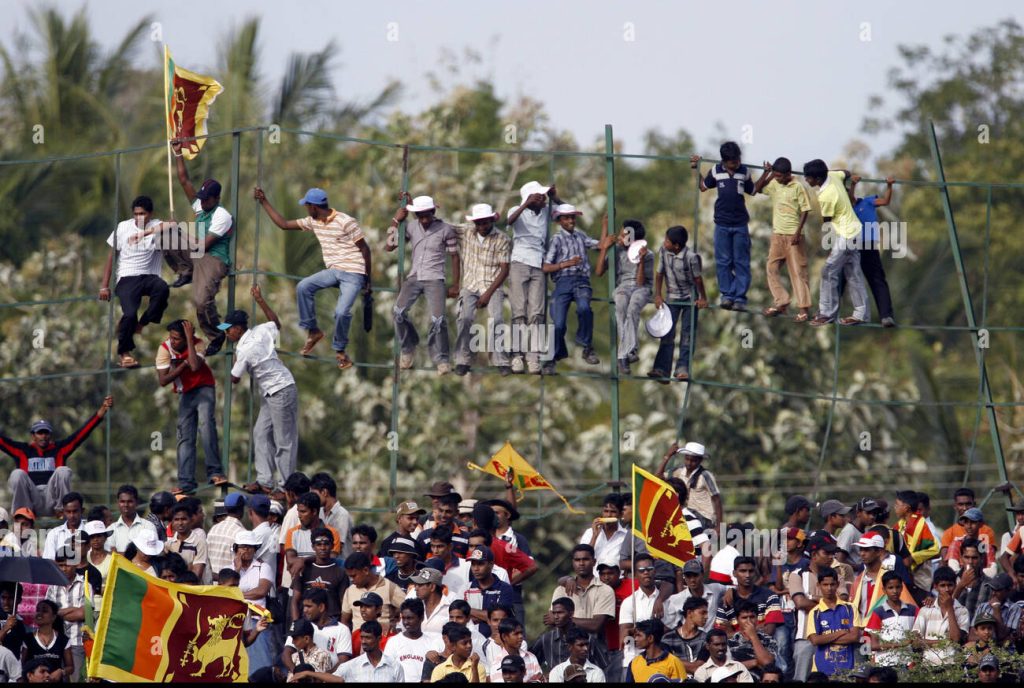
291;527;347;620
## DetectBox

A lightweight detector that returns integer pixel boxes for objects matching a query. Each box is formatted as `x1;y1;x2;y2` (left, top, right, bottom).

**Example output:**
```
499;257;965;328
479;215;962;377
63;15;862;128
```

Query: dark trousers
653;302;698;375
114;274;169;354
838;248;893;320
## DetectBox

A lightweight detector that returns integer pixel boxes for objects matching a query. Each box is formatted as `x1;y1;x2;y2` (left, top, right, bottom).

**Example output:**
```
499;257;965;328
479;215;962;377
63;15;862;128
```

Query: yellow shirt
816;171;861;240
431;655;486;682
627;649;687;682
763;179;811;235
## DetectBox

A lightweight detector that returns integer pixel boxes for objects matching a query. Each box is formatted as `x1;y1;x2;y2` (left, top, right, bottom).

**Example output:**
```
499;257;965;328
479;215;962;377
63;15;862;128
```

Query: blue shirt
544;229;599;281
704;163;754;226
808;600;858;676
466;576;517;637
853;196;880;245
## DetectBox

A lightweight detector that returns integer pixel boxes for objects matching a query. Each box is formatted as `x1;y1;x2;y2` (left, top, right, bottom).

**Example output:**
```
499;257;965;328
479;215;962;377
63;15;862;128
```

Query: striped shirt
704;163;754;226
865;600;917;666
333;651;405;682
207;516;246;575
297;210;366;274
716;586;785;631
657;246;703;301
456;225;511;293
544;229;599;281
614;247;654;289
107;219;164;279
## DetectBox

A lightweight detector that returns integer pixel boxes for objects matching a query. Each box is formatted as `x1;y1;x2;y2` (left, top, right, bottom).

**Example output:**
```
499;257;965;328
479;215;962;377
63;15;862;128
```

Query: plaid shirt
207;516;246;575
455;225;511;293
45;575;85;646
544;229;599;281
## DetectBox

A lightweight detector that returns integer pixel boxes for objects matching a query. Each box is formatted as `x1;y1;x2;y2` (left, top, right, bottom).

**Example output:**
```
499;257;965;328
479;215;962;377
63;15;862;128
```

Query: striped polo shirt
704;163;754;226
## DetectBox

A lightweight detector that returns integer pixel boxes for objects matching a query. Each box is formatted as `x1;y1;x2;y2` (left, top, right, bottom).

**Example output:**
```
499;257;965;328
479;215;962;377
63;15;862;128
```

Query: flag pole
164;45;175;219
629;459;636;673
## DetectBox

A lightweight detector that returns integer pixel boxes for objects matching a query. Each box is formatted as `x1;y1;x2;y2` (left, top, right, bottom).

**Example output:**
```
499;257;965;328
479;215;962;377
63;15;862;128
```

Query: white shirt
42;522;80;560
333;652;405;682
549;659;606;683
508;204;550;269
238;559;274;607
252;521;278;573
286;620;353;666
107;515;157;553
382;631;443;683
279;505;300;588
322;502;353;558
912;600;969;666
578;524;628;568
231;322;295;396
619;585;659;625
0;644;19;683
191;198;232;237
441;558;474;596
107;219;163;280
421;599;451;635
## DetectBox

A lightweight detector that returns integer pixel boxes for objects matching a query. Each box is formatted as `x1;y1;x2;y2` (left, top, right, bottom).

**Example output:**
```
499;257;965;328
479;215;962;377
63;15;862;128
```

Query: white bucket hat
627;239;648;264
519;181;550;202
465;203;499;222
233;530;262;548
83;520;113;537
405;195;437;213
132;530;163;557
645;304;673;338
552;203;583;218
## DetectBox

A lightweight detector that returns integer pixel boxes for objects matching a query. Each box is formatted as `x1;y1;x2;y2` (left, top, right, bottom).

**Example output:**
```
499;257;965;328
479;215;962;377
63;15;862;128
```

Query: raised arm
752;161;774;195
594;215;616;277
254;187;302;230
251;284;281;330
876;176;895;207
171;139;197;201
690;155;709;192
657;442;679;478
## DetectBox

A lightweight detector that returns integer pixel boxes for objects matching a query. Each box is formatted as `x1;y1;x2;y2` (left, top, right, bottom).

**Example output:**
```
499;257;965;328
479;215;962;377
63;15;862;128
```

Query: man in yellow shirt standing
803;160;869;326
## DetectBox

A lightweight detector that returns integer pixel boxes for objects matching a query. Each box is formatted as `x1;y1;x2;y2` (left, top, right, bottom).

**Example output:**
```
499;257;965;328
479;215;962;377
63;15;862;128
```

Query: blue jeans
775;613;795;680
176;385;222;492
714;224;751;304
653;302;698;375
296;269;365;352
549;275;593;361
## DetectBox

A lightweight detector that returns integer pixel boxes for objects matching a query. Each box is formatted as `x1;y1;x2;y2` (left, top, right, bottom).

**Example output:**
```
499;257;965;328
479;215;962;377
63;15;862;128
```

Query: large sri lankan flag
632;464;695;567
88;553;256;682
164;46;223;159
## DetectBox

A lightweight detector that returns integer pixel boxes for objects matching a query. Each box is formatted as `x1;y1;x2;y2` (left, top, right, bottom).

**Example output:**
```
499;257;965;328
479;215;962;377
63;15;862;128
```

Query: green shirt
192;198;233;266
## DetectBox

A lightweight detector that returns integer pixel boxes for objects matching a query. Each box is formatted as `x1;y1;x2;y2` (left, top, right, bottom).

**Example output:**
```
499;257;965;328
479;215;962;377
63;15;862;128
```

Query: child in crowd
847;175;897;327
649;226;707;383
753;157;812;322
542;204;602;374
691;142;758;311
596;216;654;375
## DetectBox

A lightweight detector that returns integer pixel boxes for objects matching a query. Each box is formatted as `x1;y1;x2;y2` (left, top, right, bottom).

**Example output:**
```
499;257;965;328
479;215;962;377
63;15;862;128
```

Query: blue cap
224;493;247;509
249;494;270;516
30;420;53;433
961;507;985;522
298;188;328;206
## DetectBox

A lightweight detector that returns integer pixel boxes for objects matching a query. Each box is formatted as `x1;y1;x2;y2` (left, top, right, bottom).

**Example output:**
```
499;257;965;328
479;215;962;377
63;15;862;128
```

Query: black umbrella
0;556;68;586
362;291;374;332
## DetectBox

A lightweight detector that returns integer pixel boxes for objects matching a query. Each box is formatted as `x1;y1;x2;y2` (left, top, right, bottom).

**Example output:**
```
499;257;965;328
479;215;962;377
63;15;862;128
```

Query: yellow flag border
468;441;584;514
164;46;224;160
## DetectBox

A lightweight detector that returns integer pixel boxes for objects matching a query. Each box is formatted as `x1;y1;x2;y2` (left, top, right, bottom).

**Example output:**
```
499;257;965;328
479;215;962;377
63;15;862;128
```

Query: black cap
785;495;812;515
289;619;314;637
149;491;175;511
218;310;249;330
195;178;223;200
353;592;383;608
500;655;526;672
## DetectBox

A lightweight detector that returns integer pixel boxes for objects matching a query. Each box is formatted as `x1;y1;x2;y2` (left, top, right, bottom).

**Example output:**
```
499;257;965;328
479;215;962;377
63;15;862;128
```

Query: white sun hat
519;181;550;202
465;203;499;222
132;530;163;557
627;239;648;264
405;195;437;213
645;304;674;338
552;203;583;218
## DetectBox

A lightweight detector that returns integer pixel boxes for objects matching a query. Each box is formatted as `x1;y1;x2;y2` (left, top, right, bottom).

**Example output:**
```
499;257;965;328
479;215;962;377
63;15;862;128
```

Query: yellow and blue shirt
805;599;860;675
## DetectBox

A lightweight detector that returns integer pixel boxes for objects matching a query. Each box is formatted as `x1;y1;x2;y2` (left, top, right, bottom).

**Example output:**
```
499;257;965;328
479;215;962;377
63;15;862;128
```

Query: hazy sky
7;1;1018;166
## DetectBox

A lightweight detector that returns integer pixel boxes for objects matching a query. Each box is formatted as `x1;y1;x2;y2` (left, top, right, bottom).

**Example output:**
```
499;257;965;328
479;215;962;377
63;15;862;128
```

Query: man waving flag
164;46;223;160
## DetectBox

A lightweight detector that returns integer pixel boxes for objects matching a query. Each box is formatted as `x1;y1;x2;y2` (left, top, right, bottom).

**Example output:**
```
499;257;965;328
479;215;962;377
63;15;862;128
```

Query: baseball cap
410;567;443;586
989;573;1013;592
424;481;457;498
806;533;838;554
353;592;383;608
224;493;247;509
979;654;1000;670
212;500;226;518
29;420;52;433
974;613;997;628
298;188;328;206
290;618;315;637
819;499;852;518
467;545;494;563
596;555;620;572
13;508;35;522
396;501;426;517
562;665;587;681
856;498;882;513
458;499;478;516
217;310;249;331
500;655;526;673
387;537;420;556
855;533;886;549
195;178;222;200
960;507;985;522
249;494;271;517
233;530;261;547
0;508;9;525
784;527;807;543
1007;505;1024;513
149;491;175;511
785;495;812;515
682;559;704;575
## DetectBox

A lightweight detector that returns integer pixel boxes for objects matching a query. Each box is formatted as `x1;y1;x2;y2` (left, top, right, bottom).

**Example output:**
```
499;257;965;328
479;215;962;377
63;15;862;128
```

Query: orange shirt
941;523;997;551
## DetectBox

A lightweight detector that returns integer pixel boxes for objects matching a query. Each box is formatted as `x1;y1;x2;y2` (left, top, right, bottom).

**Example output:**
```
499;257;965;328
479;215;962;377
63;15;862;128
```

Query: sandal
242;481;268;494
118;354;140;369
839;317;864;326
809;316;834;328
336;352;354;370
171;486;195;496
300;330;325;356
793;312;809;323
209;475;228;486
763;305;788;317
674;371;690;381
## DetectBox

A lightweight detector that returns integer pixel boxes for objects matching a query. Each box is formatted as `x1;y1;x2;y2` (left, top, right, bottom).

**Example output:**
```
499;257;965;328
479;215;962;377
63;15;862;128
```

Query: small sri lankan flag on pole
164;45;223;159
632;464;696;567
468;441;583;514
88;553;267;683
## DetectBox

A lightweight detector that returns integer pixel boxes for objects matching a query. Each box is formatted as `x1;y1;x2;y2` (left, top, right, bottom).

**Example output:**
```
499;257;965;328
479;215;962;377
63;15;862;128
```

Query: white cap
405;195;437;213
680;442;706;457
83;520;113;537
552;203;582;218
645;303;674;338
269;500;285;516
234;530;262;547
465;203;499;222
519;181;550;202
711;665;744;682
132;530;163;557
855;533;885;549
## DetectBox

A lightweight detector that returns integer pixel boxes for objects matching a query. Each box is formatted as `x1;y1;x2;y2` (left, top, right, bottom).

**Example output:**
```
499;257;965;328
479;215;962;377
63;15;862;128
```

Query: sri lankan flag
88;553;258;683
632;464;696;567
468;441;583;513
164;46;223;159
